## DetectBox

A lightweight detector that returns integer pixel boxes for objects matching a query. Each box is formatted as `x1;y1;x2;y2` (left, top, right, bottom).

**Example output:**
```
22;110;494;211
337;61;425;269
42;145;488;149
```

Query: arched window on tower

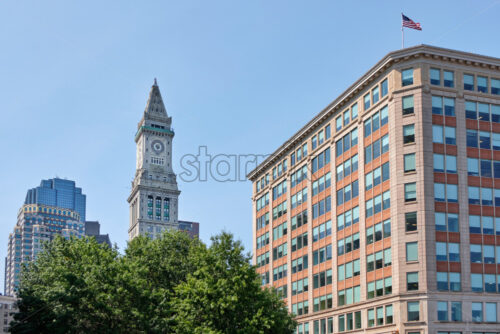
155;197;162;220
163;198;170;222
147;196;153;219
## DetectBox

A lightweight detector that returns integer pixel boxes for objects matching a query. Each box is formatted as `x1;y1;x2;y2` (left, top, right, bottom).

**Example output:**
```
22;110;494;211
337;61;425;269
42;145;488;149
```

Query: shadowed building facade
248;45;500;334
0;295;16;333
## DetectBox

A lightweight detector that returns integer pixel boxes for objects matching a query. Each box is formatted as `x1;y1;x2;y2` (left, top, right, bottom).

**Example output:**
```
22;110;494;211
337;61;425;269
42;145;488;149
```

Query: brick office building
248;45;500;334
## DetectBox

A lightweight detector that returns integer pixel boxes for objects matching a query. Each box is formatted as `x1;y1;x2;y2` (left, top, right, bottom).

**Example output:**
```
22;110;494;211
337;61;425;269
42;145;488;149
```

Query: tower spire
143;79;168;118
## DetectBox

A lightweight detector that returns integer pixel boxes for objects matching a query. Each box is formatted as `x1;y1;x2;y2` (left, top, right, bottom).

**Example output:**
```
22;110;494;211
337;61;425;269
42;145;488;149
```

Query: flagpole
401;13;404;48
402;26;404;48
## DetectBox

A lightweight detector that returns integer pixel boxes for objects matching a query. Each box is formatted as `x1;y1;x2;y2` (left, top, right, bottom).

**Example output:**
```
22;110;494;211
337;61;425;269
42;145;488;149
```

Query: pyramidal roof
144;78;168;119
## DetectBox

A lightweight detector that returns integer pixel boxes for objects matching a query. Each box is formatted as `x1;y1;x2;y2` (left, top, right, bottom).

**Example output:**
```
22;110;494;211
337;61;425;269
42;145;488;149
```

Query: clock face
151;140;165;154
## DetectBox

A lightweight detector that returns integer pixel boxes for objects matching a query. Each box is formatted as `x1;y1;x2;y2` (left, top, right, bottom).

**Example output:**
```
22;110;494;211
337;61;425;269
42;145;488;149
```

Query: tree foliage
10;232;296;334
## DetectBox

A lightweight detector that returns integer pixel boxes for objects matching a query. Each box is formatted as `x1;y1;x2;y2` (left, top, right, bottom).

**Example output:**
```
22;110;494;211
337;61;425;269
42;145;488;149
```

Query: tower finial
154;78;158;86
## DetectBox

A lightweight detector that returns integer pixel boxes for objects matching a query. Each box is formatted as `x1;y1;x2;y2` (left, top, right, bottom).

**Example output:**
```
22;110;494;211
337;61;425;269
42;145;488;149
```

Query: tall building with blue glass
24;178;86;221
4;178;87;296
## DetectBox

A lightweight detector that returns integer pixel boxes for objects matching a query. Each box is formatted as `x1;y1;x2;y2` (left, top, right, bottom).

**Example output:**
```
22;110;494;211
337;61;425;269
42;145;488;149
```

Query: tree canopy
10;232;296;334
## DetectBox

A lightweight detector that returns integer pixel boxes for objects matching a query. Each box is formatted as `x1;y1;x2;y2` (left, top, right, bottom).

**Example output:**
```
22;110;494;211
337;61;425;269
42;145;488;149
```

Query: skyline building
128;80;199;240
4;178;99;296
25;177;86;222
248;45;500;333
85;221;112;248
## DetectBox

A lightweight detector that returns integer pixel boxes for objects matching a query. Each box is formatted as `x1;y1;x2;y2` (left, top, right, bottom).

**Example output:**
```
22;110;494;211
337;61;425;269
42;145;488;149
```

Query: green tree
10;236;127;334
172;232;296;334
10;232;296;334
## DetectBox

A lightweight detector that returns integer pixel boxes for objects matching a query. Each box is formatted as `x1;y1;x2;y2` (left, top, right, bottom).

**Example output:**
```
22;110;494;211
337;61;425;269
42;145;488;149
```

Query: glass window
446;213;457;232
406;212;417;232
312;136;317;150
471;273;483;292
433;125;443;143
404;124;415;144
467;130;478;148
430;68;440;85
483;217;494;235
381;79;388;97
492;104;500;122
376;307;384;326
382;162;390;182
471;302;483;322
445;126;456;145
432;96;443;115
434;183;445;202
403;95;414;115
372;112;380;132
480;131;491;149
436;242;447;261
367;308;374;327
443;70;454;87
407;272;418;291
484;245;495;264
485;302;497;322
336;116;342;131
381;135;389;153
324;125;331;140
468;158;479;176
372;86;379;104
464;74;474;91
446;155;457;173
484;273;496;292
449;243;460;262
450;272;461;291
405;183;417;202
385;305;393;324
434;154;444;172
343;110;349;126
404;153;415;172
437;301;448;321
481;187;493;206
493;132;500;150
364;118;371;137
444;97;455;116
477;76;488;93
406;242;418;262
402;68;414;86
382;191;390;209
364;93;370;110
492;78;500;95
351;103;358;119
365;172;373;190
451;302;462;322
447;184;458;203
437;272;448;291
466;101;477;119
478;102;490;121
407;301;419;321
469;215;481;233
380;105;388;126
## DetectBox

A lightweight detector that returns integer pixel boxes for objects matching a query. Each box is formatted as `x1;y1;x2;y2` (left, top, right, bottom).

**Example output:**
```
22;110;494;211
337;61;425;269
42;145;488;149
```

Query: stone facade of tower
128;80;181;240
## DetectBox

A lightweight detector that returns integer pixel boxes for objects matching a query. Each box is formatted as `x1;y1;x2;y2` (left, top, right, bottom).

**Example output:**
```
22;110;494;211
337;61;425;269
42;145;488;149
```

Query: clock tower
128;79;180;240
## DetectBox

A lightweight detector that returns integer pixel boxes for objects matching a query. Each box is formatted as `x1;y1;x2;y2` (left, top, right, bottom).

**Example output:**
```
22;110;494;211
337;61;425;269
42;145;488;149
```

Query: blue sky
0;0;499;292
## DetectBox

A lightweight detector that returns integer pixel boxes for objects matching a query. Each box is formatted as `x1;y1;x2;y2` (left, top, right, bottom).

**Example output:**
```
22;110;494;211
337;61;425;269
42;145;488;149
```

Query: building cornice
127;183;181;203
134;125;175;142
247;44;500;181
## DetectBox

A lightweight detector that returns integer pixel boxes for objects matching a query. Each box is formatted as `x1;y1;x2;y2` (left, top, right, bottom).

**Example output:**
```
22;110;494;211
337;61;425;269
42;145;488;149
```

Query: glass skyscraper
24;178;86;222
4;178;87;296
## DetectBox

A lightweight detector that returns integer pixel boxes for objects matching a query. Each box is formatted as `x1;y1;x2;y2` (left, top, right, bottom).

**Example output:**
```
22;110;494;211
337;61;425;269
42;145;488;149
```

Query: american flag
402;14;422;31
